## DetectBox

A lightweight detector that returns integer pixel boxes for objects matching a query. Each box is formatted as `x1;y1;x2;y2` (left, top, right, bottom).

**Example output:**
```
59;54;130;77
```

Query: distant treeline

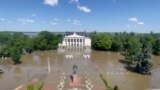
0;31;62;64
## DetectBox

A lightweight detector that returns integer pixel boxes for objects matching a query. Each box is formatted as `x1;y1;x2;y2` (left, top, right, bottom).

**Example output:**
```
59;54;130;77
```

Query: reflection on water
0;49;160;90
58;46;91;55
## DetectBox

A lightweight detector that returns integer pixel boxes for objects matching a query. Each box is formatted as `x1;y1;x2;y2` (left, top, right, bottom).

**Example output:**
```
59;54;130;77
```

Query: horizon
0;0;160;33
0;30;160;34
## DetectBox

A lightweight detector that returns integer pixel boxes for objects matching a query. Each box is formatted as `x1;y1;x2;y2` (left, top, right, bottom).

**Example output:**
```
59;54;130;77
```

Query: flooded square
0;49;160;90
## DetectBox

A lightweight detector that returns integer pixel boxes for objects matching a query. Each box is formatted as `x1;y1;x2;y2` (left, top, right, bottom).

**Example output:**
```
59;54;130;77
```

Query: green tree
6;32;29;54
111;37;123;52
125;37;142;61
10;47;21;64
92;33;112;51
153;38;160;55
36;31;59;50
134;49;152;74
0;32;11;45
124;36;153;74
140;36;153;52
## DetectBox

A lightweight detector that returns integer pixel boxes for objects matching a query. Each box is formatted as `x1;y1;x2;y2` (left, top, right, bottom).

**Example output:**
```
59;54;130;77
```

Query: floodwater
0;49;160;90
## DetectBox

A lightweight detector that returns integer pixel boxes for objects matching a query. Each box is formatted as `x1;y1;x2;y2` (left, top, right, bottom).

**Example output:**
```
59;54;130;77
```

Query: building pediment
65;32;84;38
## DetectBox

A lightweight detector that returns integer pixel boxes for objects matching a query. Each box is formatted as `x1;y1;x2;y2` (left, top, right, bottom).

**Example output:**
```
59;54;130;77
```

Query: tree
6;32;29;54
36;31;59;50
92;33;112;51
125;37;142;61
153;38;160;55
10;47;21;64
0;32;11;45
134;49;152;74
111;37;123;52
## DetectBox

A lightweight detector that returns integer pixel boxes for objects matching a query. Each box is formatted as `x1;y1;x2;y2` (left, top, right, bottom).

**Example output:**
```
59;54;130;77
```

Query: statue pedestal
69;74;81;87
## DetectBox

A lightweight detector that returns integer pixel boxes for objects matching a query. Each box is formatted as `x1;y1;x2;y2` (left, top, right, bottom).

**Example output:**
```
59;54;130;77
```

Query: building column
68;38;70;46
74;38;76;46
78;38;80;47
79;38;82;46
75;38;76;46
81;38;83;47
73;38;74;46
76;38;78;46
69;38;70;46
66;38;68;46
79;38;81;46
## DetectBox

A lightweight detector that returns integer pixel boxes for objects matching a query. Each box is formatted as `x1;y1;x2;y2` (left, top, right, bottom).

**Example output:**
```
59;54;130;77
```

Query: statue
69;64;81;87
73;64;78;74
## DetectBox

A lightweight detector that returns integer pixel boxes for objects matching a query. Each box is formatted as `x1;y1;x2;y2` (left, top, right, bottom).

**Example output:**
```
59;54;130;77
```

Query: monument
69;64;81;87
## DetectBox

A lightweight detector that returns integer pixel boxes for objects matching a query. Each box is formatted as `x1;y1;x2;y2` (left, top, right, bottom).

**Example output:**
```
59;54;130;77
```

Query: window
80;39;82;42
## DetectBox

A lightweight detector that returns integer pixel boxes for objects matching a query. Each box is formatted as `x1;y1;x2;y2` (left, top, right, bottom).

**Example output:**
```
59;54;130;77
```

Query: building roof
65;32;85;38
65;31;86;36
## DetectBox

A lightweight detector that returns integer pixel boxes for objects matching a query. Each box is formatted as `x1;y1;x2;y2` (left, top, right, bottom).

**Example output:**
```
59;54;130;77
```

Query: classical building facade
59;32;91;48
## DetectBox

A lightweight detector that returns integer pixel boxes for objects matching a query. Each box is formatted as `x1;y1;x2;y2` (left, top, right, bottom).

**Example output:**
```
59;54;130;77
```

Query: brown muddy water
0;50;160;90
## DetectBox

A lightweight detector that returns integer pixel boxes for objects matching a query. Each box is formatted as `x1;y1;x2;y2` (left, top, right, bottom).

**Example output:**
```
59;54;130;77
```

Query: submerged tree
124;36;153;74
10;47;21;64
35;31;60;50
92;33;112;51
153;38;160;55
125;36;142;62
134;49;152;74
126;47;152;75
111;37;123;52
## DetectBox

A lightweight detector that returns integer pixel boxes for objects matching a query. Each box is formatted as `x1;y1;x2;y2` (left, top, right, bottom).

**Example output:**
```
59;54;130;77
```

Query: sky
0;0;160;33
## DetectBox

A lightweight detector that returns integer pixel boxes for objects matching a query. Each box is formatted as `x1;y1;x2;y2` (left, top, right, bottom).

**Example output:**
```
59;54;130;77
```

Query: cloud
66;19;71;22
73;20;81;25
0;18;5;21
66;19;81;25
138;22;144;25
69;0;79;4
50;21;57;25
128;17;138;22
18;18;34;24
69;0;91;13
44;0;58;6
77;5;91;13
128;17;144;25
48;18;59;25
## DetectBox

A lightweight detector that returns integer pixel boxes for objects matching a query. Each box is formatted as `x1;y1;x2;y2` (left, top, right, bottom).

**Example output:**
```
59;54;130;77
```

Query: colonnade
64;38;85;46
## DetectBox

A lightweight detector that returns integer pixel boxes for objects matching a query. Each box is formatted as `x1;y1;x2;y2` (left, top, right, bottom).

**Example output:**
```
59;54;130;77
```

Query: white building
59;32;91;48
